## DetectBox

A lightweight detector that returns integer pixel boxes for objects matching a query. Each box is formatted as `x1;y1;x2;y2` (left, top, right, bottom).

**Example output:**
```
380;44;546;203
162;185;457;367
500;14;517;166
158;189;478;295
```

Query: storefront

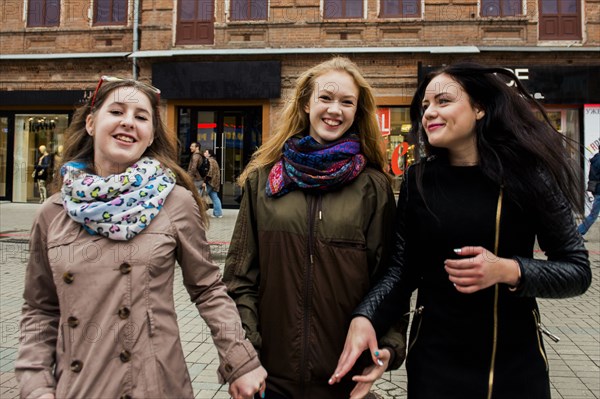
375;106;413;193
153;60;280;207
0;91;89;202
176;106;263;207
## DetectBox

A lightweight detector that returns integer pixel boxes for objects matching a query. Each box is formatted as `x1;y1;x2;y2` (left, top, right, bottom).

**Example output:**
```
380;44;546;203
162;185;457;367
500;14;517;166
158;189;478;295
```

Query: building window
324;0;363;19
538;0;581;40
176;0;215;45
481;0;523;16
94;0;128;25
230;0;267;20
380;0;420;17
27;0;60;27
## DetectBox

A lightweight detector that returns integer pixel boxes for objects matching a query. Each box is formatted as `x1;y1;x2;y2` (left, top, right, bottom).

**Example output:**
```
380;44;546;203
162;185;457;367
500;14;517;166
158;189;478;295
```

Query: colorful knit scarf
267;133;366;197
61;157;176;241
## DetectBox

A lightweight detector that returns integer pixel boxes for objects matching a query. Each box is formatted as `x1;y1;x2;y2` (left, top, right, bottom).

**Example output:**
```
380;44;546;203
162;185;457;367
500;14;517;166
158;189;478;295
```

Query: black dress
33;154;50;181
403;159;551;398
355;156;590;399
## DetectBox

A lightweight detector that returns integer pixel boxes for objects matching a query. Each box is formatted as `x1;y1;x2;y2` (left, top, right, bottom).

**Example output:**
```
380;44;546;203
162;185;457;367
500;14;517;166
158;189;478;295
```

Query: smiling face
304;70;359;144
421;73;484;164
86;86;155;176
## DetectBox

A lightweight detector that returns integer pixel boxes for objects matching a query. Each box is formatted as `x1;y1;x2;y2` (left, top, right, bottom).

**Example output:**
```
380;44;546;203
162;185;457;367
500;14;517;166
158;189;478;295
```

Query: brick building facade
1;0;599;204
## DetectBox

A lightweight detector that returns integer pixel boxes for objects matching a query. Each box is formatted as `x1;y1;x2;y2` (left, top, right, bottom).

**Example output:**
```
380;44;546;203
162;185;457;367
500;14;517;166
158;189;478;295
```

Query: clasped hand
445;246;520;293
229;365;268;399
329;316;389;398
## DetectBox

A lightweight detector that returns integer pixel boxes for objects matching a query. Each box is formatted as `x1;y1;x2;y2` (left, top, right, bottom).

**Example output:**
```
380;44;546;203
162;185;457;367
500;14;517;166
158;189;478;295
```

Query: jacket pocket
146;309;155;337
327;239;367;250
532;309;549;371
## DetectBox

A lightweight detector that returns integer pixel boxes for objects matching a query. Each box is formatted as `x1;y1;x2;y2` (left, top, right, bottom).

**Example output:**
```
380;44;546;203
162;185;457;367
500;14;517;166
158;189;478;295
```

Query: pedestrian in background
578;149;600;238
224;57;408;399
331;62;591;399
187;141;204;192
203;148;223;218
16;76;266;399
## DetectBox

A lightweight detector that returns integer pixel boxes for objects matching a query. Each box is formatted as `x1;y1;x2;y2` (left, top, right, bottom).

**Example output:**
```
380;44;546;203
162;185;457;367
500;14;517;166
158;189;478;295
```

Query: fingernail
377;359;384;366
328;378;333;384
374;351;380;357
261;392;265;398
453;248;461;254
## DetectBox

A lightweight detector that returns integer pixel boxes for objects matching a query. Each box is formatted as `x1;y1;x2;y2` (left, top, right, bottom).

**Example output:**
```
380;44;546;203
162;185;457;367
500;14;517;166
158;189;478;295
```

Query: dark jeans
578;194;600;235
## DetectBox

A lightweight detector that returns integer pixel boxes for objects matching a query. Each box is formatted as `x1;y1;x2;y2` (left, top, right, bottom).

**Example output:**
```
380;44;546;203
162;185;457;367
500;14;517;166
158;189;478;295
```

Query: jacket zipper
407;306;425;353
300;195;320;391
532;309;551;371
487;189;503;399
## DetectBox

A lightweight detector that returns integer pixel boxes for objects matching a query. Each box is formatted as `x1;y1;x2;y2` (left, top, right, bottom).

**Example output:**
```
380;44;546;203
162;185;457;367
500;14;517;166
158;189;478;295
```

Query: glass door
12;113;69;202
0;116;10;199
178;106;262;208
221;112;245;207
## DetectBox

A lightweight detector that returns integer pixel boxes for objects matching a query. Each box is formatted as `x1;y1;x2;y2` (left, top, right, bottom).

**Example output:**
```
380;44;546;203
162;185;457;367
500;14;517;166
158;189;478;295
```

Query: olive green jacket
224;166;408;398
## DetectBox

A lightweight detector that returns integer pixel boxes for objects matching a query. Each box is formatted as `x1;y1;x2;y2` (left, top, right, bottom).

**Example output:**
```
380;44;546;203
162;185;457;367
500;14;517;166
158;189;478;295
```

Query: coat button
63;272;74;284
118;306;130;319
67;316;79;328
120;350;132;363
224;364;233;373
119;263;132;274
70;360;83;373
120;395;132;399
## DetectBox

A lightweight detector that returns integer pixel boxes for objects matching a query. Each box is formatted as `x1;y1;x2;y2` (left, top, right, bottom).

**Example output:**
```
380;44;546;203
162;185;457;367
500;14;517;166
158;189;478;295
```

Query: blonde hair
238;56;388;186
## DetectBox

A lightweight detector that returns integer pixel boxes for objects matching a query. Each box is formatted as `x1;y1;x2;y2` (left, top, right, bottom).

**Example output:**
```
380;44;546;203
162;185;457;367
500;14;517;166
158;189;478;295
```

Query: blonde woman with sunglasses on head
15;76;266;399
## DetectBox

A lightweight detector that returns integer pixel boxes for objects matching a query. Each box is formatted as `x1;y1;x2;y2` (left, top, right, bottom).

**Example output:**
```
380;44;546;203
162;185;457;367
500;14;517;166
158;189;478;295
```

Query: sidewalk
1;202;598;398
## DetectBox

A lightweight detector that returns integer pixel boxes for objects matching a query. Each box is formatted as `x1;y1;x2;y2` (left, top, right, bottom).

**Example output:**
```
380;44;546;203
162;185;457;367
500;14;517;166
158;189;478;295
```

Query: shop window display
12;114;68;203
378;107;415;194
537;108;580;163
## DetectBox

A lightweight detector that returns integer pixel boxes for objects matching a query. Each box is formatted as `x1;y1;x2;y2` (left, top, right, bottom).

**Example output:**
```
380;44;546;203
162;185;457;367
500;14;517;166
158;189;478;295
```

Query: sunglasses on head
90;76;161;108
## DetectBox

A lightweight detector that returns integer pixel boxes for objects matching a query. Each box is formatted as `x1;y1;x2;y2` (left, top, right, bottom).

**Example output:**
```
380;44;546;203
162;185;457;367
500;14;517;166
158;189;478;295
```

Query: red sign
391;142;409;176
376;108;391;136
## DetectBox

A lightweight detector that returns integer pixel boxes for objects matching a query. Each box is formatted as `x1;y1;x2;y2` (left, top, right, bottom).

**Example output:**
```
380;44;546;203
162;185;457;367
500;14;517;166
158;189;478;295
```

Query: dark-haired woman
331;63;591;399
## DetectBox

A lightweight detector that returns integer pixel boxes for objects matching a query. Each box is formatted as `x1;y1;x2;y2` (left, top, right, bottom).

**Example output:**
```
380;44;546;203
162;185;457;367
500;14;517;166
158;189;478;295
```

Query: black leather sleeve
513;172;591;298
353;174;414;336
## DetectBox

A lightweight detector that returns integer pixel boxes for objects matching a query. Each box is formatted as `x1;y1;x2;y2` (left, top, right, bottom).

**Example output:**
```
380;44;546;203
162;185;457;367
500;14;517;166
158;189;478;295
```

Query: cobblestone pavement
1;202;598;398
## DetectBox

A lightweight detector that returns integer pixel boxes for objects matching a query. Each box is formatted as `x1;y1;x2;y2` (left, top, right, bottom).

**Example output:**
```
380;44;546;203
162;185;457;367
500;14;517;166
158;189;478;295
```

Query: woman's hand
228;365;267;399
445;246;521;294
329;317;382;385
349;348;390;398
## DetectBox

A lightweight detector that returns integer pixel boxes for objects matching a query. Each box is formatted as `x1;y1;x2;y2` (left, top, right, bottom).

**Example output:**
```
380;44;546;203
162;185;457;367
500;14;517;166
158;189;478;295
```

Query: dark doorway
178;106;262;208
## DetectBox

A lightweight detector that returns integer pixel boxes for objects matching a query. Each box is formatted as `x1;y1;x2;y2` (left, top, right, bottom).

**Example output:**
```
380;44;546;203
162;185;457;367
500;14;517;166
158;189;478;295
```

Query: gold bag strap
487;186;504;399
494;187;504;255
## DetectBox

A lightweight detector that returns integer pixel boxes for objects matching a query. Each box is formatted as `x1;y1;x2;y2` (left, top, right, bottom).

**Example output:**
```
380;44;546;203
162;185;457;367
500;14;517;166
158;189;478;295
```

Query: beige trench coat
16;186;260;399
